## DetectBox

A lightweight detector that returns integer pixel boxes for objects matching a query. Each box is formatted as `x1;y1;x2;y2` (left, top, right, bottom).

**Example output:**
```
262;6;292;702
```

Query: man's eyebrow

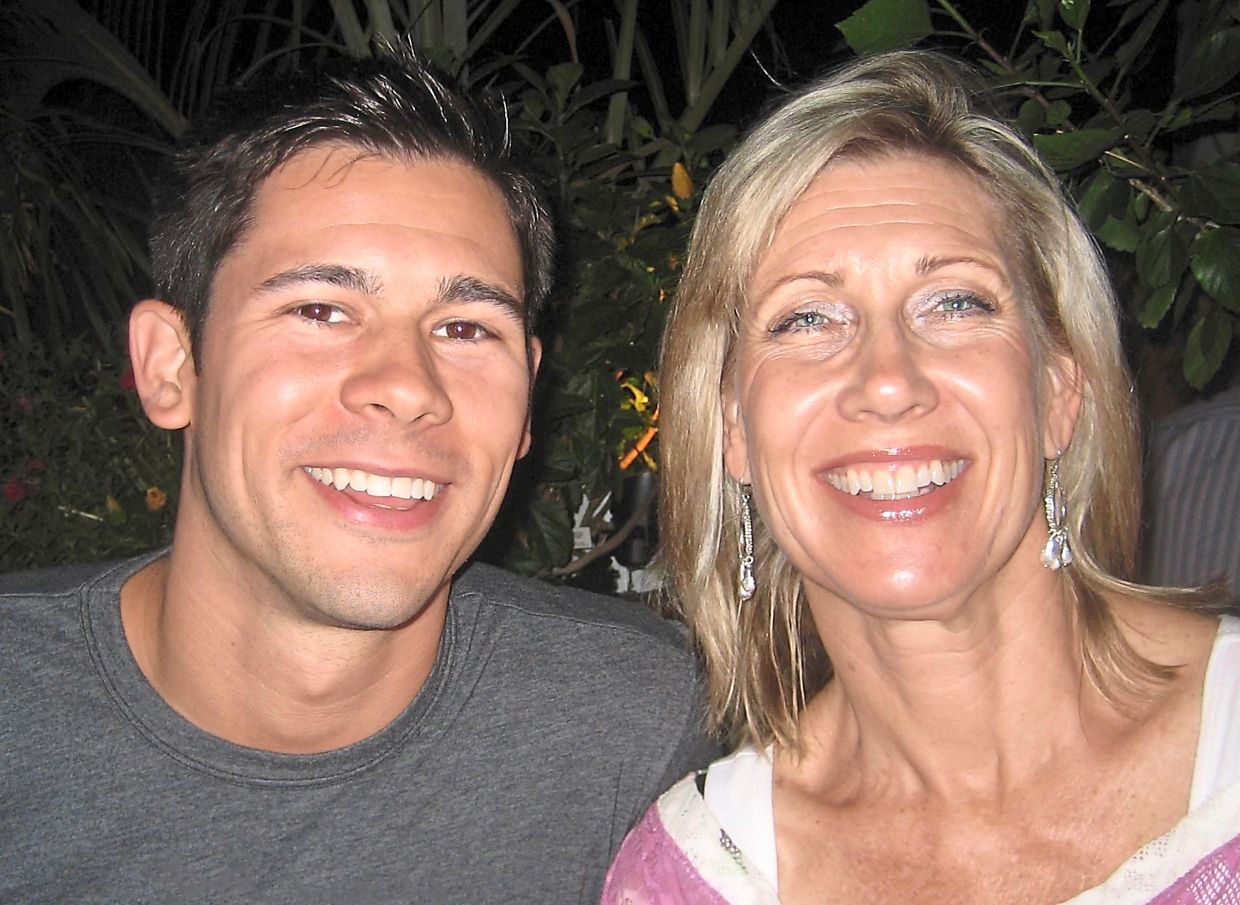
435;275;525;322
256;264;382;296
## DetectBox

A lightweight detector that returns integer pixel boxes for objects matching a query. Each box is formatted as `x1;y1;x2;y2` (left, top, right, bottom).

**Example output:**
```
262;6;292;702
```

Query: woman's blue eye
772;310;830;334
933;293;994;315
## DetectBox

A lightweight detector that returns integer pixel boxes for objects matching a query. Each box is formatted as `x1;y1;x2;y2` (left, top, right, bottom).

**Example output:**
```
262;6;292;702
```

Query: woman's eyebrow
770;269;844;289
916;254;1009;284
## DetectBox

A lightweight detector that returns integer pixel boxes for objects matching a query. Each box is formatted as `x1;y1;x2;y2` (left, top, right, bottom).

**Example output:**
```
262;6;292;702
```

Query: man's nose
339;335;454;426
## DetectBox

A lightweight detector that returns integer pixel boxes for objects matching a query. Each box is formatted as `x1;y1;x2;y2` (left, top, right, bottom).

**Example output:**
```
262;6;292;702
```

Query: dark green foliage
1;339;180;571
839;0;1240;390
4;0;1238;576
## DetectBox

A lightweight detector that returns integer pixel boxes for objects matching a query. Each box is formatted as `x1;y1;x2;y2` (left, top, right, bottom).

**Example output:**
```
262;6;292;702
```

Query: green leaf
1034;0;1059;29
1138;283;1178;329
546;62;584;107
566;79;637;117
1033;128;1121;170
1183;310;1234;389
1194;100;1238;124
1017;99;1047;133
1136;215;1188;288
7;0;187;137
1058;0;1090;31
1115;0;1169;68
1035;30;1070;55
524;495;574;569
1095;214;1141;252
836;0;933;54
1180;162;1240;223
1176;27;1240;100
1082;57;1115;87
1075;168;1129;230
687;124;738;155
1122;108;1157;140
1190;227;1240;312
1046;100;1073;126
540;441;580;484
630;115;655;140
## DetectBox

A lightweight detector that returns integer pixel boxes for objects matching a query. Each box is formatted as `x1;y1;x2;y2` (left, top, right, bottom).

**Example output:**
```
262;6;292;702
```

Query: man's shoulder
449;562;714;765
0;552;158;607
1156;386;1240;447
0;559;121;599
453;560;688;647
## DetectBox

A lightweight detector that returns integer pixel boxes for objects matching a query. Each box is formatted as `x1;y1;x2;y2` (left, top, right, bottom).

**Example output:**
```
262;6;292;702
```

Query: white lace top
704;615;1240;899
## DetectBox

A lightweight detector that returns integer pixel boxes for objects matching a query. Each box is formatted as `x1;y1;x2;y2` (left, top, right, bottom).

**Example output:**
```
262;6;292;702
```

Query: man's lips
303;466;442;503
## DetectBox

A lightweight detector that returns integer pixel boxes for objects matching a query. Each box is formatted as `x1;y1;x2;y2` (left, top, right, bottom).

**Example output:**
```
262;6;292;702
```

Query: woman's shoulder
602;747;781;905
1110;595;1222;671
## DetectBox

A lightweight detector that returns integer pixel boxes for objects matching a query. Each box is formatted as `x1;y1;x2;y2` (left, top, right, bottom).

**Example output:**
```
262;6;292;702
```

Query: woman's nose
835;324;938;423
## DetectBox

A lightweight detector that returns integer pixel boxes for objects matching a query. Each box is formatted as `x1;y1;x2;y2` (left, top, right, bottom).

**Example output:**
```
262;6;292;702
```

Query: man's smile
303;466;442;501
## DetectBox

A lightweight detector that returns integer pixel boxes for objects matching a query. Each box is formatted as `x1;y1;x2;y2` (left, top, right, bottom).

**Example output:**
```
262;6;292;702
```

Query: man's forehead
218;146;525;306
258;144;492;202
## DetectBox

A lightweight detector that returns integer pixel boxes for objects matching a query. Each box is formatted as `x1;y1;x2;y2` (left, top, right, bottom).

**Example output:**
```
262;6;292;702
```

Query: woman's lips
816;451;971;523
823;457;968;501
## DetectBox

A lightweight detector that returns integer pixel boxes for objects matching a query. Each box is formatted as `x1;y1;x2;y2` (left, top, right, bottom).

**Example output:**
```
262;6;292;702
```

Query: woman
603;51;1239;904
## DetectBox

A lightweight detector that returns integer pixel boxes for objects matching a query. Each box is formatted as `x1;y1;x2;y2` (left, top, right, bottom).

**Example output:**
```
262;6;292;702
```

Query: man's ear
128;300;195;430
1043;351;1084;457
722;380;752;484
517;336;543;460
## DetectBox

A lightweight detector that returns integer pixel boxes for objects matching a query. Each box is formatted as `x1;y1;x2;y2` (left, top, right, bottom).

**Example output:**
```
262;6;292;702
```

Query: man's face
174;147;536;629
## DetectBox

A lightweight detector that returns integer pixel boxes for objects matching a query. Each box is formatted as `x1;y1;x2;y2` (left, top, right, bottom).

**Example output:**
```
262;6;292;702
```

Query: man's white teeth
827;459;966;501
304;467;438;501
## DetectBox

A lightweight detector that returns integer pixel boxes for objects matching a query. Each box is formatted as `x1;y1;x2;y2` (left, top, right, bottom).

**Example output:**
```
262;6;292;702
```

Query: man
0;52;714;903
1143;384;1240;609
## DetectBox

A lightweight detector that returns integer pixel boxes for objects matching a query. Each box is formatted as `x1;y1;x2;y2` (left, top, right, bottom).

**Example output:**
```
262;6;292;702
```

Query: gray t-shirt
0;553;717;903
1144;385;1240;607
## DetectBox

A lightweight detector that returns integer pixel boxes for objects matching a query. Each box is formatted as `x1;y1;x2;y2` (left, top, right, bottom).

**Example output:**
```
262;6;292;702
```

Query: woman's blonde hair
659;50;1206;749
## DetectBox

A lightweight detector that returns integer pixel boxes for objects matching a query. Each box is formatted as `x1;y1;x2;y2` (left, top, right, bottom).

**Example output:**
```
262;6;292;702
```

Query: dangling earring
1040;457;1073;570
739;485;756;600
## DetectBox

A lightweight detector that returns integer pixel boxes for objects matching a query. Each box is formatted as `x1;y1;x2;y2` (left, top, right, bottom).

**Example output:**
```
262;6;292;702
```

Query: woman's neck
794;566;1127;802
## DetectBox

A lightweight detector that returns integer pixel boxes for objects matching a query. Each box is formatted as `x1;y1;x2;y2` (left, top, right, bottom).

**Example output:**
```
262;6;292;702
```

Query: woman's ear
1043;351;1084;457
722;383;752;484
128;300;196;430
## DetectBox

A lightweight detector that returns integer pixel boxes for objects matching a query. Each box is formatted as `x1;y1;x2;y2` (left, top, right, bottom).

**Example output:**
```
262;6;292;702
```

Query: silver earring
1040;458;1073;570
739;485;755;600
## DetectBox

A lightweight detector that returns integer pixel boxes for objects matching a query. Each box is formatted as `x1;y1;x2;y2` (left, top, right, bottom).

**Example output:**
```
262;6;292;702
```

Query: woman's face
723;154;1080;619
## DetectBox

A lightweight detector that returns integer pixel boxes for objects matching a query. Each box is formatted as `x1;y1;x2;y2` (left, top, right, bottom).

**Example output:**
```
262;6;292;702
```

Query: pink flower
3;479;27;504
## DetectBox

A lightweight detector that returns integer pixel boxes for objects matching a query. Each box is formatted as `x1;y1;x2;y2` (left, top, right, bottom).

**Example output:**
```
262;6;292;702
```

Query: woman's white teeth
828;459;965;501
304;467;438;501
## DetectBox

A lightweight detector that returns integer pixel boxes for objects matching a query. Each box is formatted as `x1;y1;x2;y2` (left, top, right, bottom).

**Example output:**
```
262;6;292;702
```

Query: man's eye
433;321;489;341
293;303;346;324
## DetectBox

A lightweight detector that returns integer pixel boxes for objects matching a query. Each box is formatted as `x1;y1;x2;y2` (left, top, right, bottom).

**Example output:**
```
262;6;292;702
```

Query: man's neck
119;552;447;754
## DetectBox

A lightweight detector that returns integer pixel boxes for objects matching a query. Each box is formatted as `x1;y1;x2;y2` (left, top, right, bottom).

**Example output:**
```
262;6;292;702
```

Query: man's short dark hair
149;47;554;361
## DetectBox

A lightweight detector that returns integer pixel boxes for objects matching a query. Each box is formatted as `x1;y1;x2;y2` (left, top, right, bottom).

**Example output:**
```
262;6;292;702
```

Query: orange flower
145;486;167;512
671;161;693;200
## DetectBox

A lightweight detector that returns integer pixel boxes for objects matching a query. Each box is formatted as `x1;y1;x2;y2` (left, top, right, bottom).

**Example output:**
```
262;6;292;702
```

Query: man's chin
285;569;453;632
